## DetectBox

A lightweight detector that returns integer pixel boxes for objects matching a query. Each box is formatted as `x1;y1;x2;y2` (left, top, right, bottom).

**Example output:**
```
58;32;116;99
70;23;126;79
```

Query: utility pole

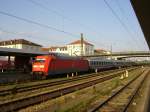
81;33;84;56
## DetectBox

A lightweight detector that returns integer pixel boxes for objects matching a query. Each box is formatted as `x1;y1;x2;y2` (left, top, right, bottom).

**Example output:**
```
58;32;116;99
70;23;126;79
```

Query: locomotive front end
32;56;48;79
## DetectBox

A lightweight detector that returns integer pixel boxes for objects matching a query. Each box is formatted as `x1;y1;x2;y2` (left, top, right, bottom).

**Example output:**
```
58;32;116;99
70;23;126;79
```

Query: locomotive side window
35;58;46;63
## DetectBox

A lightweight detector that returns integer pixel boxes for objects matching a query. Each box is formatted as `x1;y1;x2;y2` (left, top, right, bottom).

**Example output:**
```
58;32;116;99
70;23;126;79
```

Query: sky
0;0;149;52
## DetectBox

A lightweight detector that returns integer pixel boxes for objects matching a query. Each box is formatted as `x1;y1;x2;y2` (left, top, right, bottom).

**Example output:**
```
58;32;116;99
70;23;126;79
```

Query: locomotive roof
87;57;113;61
47;53;82;60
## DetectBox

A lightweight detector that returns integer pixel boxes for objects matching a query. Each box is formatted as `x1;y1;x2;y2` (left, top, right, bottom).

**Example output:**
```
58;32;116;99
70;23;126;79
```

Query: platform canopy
131;0;150;48
0;47;49;56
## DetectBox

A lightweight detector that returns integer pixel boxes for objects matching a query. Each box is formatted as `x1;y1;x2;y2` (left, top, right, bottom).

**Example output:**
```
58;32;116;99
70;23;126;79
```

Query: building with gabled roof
41;39;94;56
0;39;42;52
67;40;94;56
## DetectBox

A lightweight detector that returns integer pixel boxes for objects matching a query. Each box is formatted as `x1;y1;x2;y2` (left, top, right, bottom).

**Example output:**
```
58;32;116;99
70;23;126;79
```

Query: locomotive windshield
34;58;46;63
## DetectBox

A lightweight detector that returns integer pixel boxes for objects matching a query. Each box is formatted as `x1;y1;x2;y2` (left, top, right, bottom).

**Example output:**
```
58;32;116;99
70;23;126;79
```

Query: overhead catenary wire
0;27;104;49
0;1;143;51
26;0;103;40
0;27;34;42
0;1;112;50
0;27;39;39
0;26;72;46
31;0;143;51
0;10;79;38
103;0;141;50
27;0;67;20
115;0;144;48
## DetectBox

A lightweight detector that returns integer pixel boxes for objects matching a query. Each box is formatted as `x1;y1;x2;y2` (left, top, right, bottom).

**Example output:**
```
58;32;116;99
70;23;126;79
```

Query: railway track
0;67;138;112
89;68;149;112
0;67;136;96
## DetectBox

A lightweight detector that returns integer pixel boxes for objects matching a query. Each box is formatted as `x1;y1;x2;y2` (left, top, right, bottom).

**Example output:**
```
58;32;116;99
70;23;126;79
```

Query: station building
42;40;94;56
0;39;42;52
67;40;94;56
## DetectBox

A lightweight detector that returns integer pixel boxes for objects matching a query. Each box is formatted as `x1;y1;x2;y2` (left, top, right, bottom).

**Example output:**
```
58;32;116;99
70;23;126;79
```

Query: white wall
67;44;94;56
0;44;22;49
50;48;68;54
0;44;41;52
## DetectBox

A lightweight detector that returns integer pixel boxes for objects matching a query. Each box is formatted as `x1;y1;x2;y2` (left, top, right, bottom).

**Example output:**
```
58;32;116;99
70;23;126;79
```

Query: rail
0;68;138;112
89;69;149;112
0;67;136;96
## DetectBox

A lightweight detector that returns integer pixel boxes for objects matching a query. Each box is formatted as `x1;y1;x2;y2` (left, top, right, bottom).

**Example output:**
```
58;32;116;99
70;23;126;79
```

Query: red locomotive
32;53;89;78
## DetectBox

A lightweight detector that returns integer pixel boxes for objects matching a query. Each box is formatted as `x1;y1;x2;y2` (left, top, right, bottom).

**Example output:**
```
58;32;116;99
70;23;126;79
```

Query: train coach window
104;62;106;65
35;58;46;63
90;61;92;65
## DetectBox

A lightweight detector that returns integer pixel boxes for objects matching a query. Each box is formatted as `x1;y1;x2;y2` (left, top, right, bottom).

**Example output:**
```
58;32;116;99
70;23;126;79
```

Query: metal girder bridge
84;51;150;58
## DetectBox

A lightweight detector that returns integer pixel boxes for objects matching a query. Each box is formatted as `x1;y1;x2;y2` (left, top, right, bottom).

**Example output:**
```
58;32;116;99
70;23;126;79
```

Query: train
32;53;136;79
0;60;14;72
0;56;32;73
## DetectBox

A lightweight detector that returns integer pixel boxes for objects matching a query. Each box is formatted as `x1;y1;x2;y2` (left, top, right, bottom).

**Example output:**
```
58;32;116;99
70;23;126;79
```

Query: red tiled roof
68;40;93;46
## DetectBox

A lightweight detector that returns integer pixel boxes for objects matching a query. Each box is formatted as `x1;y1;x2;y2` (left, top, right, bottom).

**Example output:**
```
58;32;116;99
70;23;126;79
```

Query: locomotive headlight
39;65;44;68
33;65;38;68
